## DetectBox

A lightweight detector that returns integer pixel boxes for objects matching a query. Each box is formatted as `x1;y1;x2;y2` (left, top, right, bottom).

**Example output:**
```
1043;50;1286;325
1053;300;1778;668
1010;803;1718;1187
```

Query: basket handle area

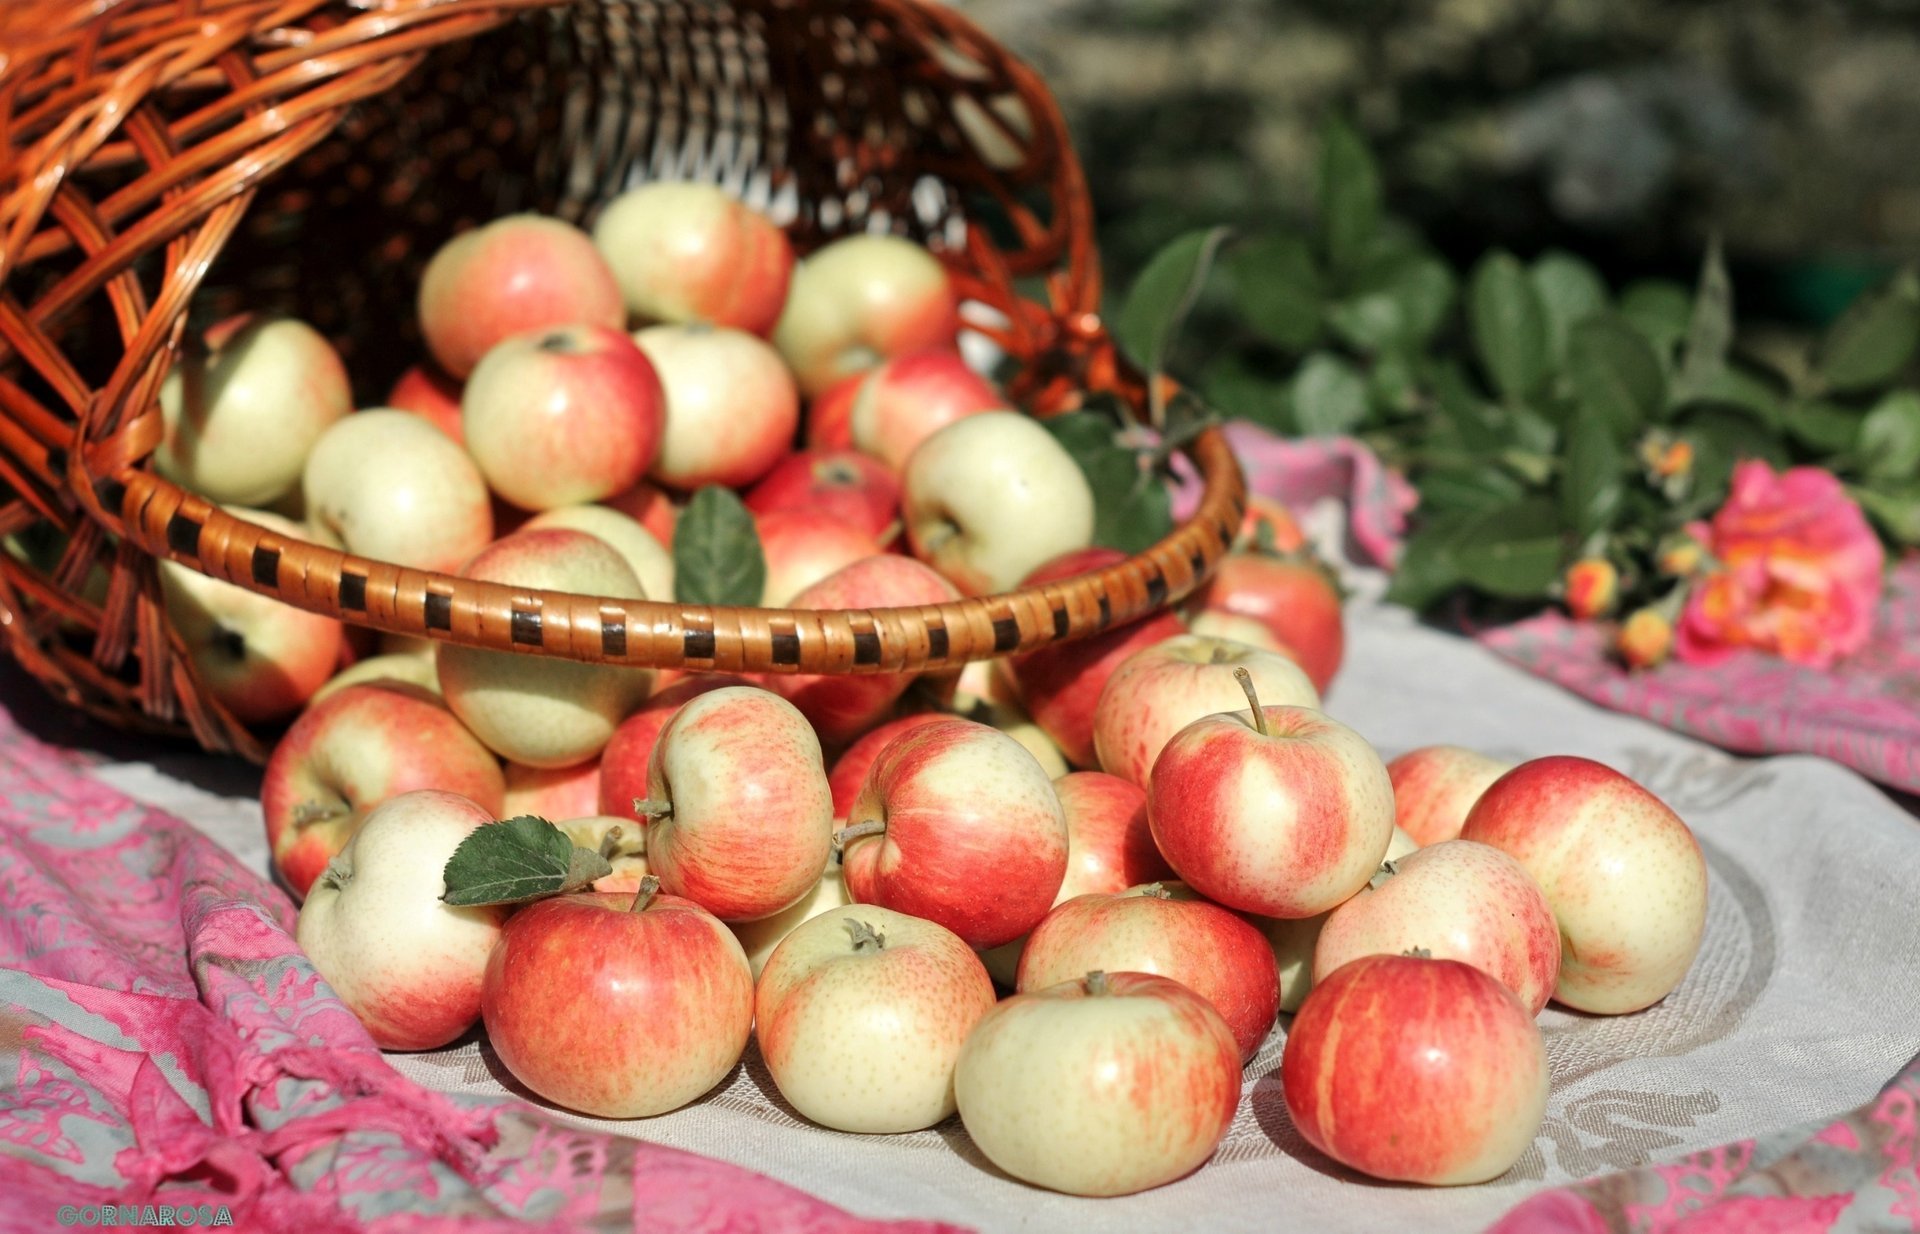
115;427;1246;674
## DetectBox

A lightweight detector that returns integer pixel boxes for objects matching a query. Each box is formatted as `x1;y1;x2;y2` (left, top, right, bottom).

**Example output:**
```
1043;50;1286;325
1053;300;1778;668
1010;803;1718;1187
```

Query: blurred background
959;0;1920;327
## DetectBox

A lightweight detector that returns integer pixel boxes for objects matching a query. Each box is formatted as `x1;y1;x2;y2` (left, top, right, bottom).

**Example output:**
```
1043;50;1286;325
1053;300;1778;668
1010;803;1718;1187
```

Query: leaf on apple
441;814;614;907
674;485;766;607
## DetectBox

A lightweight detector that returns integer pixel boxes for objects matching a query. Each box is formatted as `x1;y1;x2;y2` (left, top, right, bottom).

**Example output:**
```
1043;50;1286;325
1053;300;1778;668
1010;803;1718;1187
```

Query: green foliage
674;486;766;607
1044;410;1176;554
441;816;613;908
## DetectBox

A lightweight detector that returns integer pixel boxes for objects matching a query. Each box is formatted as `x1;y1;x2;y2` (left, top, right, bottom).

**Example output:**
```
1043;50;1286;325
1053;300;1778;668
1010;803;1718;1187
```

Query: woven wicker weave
0;0;1248;761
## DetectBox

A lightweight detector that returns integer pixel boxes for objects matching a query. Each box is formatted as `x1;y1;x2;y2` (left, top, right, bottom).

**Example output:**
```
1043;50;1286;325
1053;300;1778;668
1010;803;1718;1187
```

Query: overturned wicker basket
0;0;1247;762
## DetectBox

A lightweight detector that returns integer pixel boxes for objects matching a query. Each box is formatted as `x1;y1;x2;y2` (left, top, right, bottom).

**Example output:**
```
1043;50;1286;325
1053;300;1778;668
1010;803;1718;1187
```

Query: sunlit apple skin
1196;553;1345;694
1387;745;1515;846
840;718;1068;949
157;316;351;507
1313;840;1561;1017
554;815;650;893
311;652;441;705
1259;826;1418;1013
1281;955;1549;1186
604;480;679;547
744;450;902;540
417;214;624;378
1091;633;1320;787
1018;884;1280;1061
730;860;851;980
636;323;799;491
480;889;753;1118
1460;756;1708;1014
501;759;601;823
302;410;493;574
755;509;884;606
955;971;1241;1197
825;712;949;819
847;348;1005;472
769;555;962;745
597;674;752;820
591;181;794;335
462;324;666;511
386;362;465;444
1148;705;1393;919
755;905;997;1133
262;681;505;900
644;686;834;922
773;234;960;396
524;503;673;603
1008;548;1185;768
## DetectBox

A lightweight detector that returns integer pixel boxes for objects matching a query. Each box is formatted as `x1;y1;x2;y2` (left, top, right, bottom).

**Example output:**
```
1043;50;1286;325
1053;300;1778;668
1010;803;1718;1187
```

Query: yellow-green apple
386;362;464;444
1009;548;1185;767
755;509;884;605
462;325;665;510
826;712;948;819
480;878;753;1117
1018;883;1280;1061
596;674;751;819
524;503;672;602
902;411;1095;595
1460;756;1708;1014
773;234;959;396
838;717;1068;949
730;859;851;980
262;681;505;900
591;181;793;336
755;905;996;1133
158;508;344;725
1185;608;1295;659
1313;839;1560;1016
770;555;962;744
1195;552;1345;694
554;815;650;893
744;450;901;540
637;686;833;922
968;698;1071;780
1148;672;1393;918
1387;745;1515;846
156;315;351;507
1281;954;1548;1185
303;410;493;573
296;790;506;1049
436;529;653;767
955;971;1240;1197
806;375;860;451
417;214;624;378
635;323;798;490
847;348;1006;471
502;759;601;823
1259;826;1418;1012
311;652;442;704
1092;633;1320;787
604;480;679;546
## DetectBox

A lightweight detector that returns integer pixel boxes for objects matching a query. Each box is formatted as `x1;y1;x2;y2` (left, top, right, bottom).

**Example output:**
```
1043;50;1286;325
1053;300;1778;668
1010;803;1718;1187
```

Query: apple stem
1083;970;1111;997
629;874;662;914
631;797;673;821
1401;946;1432;959
1141;882;1171;900
1368;858;1400;890
833;818;887;853
844;918;887;953
291;799;347;828
876;518;904;550
1233;667;1270;737
599;825;625;860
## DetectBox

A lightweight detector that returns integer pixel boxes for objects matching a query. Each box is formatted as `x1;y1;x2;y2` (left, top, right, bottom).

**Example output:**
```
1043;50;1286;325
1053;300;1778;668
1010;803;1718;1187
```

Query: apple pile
159;179;1710;1197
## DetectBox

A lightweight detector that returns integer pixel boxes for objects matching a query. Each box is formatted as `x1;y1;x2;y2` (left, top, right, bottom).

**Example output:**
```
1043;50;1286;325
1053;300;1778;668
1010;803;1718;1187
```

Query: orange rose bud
1563;558;1619;620
1653;440;1693;479
1617;607;1674;669
1656;533;1707;578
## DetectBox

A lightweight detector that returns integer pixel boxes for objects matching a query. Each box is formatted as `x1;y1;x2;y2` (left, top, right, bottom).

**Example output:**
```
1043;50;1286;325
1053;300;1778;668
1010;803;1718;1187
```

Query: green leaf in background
1319;115;1381;274
1384;512;1475;611
1816;270;1920;394
1560;413;1625;538
1860;391;1920;480
1673;241;1735;402
1043;412;1176;554
1225;233;1323;353
1618;279;1695;359
1852;481;1920;545
1468;250;1551;404
1781;399;1862;454
1679;407;1790;510
674;485;767;606
1201;352;1293;434
441;815;613;907
1451;499;1567;598
1567;315;1665;438
1683;364;1785;429
1417;465;1528;515
1328;253;1456;353
1115;227;1231;384
1530;250;1610;363
1290;352;1370;436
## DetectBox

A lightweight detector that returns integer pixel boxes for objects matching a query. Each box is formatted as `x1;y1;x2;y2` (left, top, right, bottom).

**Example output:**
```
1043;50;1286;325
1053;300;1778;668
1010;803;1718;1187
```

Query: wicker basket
0;0;1248;763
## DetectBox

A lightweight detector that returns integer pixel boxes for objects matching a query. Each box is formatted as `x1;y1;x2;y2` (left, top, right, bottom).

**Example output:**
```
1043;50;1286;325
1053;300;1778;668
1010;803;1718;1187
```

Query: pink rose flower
1675;461;1884;668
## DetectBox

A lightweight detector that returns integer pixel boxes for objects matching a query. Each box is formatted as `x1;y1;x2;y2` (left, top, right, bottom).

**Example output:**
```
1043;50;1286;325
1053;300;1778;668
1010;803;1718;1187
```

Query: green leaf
1567;315;1665;438
1468;251;1551;403
674;485;767;606
1618;279;1694;358
1290;353;1371;436
1679;407;1789;509
1816;272;1920;394
1328;254;1456;353
1417;465;1527;515
1451;499;1567;598
1683;364;1784;429
1560;414;1624;538
1201;353;1292;433
1852;481;1920;544
1530;250;1610;362
441;815;613;907
1044;413;1177;554
1385;514;1474;611
1860;391;1920;480
1673;241;1734;402
1226;233;1323;353
1781;399;1862;454
1115;227;1232;380
1319;116;1381;274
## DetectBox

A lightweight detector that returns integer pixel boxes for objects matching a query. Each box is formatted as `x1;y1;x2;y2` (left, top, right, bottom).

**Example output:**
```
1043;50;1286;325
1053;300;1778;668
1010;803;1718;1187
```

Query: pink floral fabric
0;705;966;1234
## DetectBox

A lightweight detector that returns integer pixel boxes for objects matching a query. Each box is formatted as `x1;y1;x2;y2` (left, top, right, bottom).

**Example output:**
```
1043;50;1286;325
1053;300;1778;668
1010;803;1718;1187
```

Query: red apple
604;480;679;546
847;348;1005;471
1387;745;1515;846
1049;771;1174;899
386;362;465;444
826;712;949;819
597;674;752;820
1282;954;1549;1185
636;323;798;491
744;450;902;540
591;181;793;336
1196;552;1345;694
417;214;624;378
754;509;885;606
806;375;860;451
502;759;602;824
